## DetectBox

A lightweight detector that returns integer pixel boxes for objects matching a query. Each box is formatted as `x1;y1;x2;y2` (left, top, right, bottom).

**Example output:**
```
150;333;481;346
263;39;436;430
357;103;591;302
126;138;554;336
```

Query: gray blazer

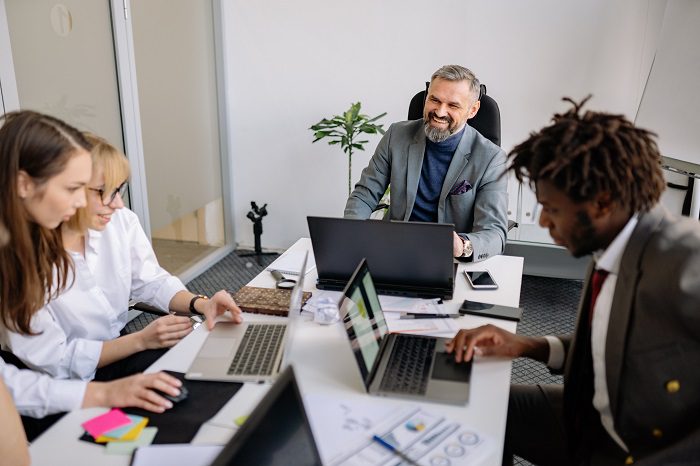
560;205;700;464
344;119;508;261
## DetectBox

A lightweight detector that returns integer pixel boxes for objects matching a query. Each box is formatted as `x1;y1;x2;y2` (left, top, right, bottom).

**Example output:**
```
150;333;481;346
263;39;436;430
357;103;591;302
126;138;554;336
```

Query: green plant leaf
309;102;386;192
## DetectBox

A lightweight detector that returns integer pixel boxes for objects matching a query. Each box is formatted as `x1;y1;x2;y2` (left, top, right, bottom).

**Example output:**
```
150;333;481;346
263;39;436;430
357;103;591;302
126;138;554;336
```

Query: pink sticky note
82;408;132;439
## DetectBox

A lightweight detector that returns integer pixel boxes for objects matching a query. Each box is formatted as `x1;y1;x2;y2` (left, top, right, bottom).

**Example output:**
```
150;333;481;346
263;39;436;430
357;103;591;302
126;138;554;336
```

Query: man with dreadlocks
446;97;700;465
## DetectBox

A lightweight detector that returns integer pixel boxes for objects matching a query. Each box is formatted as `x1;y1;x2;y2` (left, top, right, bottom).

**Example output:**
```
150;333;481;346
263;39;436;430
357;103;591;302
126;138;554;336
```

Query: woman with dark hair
0;222;29;466
0;111;183;440
3;132;241;383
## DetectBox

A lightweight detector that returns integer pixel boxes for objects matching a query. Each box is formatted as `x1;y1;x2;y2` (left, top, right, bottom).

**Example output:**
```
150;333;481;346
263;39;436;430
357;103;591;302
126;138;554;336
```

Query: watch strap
189;294;208;315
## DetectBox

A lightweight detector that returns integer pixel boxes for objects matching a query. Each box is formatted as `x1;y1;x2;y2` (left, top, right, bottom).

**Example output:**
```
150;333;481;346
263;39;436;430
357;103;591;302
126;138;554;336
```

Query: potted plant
310;102;387;196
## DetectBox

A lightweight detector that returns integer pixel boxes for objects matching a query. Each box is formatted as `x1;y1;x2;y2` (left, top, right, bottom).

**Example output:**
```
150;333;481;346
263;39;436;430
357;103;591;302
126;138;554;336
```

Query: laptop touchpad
431;352;472;383
199;337;237;358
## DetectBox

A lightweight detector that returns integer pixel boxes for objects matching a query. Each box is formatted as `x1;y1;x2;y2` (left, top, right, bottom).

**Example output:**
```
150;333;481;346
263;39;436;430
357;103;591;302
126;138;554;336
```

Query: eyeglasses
88;181;128;206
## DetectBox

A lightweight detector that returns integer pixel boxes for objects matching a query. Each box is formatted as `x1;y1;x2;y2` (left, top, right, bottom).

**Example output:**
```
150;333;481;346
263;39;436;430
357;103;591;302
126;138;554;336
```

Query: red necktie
589;268;609;325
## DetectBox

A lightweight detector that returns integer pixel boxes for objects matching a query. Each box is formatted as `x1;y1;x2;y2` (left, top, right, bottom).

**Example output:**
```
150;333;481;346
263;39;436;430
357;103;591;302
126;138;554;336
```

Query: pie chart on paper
405;419;426;432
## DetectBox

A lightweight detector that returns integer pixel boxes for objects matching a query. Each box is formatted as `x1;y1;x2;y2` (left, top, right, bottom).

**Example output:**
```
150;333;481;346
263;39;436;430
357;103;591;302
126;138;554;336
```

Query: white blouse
0;208;185;381
0;360;86;418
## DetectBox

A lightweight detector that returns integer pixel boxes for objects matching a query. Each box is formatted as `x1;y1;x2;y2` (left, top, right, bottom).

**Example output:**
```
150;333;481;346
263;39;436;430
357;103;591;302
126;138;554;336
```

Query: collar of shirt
86;226;104;257
592;214;639;274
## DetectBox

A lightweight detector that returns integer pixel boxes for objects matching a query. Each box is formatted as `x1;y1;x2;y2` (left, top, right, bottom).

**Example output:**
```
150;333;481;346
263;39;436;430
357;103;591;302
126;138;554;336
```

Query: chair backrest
407;82;501;147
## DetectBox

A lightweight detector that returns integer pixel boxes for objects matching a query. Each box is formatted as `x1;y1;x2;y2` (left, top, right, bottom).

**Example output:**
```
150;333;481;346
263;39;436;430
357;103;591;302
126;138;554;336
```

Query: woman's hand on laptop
83;372;183;413
200;290;243;330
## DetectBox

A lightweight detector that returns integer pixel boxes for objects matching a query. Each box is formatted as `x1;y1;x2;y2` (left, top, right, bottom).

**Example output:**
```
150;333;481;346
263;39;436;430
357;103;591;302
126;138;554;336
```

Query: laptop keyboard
227;324;286;376
379;335;436;395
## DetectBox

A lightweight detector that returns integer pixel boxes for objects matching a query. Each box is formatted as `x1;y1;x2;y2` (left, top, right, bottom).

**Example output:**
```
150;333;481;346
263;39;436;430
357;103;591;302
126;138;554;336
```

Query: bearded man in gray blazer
447;98;700;465
344;65;508;261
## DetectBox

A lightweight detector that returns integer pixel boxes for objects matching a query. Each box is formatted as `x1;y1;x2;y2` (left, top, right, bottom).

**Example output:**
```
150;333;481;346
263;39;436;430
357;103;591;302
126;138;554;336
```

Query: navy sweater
409;127;464;222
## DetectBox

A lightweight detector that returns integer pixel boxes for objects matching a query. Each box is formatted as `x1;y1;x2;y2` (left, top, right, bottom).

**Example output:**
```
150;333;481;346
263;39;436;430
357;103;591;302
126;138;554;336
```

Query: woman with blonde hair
2;132;241;388
0;111;183;441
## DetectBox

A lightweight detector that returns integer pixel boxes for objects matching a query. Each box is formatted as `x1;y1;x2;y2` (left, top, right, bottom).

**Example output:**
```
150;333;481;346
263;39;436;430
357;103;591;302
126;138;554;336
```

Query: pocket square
449;179;472;195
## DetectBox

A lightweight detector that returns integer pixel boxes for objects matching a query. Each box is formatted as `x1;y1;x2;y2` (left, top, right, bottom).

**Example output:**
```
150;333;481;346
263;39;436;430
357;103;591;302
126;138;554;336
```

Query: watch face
463;241;473;257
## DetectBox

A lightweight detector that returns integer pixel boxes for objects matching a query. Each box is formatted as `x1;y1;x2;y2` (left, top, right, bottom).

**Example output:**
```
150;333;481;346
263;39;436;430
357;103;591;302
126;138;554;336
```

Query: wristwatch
189;294;209;315
461;238;474;258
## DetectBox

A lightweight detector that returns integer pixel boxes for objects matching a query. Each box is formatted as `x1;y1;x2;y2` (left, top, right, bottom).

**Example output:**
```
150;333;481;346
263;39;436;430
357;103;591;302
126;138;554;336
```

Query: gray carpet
185;251;583;466
186;251;279;296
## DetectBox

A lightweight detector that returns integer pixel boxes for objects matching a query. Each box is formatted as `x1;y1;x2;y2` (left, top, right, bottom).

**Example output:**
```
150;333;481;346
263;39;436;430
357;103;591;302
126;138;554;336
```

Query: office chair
407;82;501;147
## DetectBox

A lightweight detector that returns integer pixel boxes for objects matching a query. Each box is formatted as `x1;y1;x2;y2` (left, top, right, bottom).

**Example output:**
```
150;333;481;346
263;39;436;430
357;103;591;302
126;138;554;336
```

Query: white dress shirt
1;208;185;381
546;215;638;452
0;360;86;418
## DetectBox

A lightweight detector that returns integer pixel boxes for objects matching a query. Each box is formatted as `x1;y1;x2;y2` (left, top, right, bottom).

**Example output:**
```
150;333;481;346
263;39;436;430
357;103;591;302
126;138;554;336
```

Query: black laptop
307;216;456;299
209;365;322;466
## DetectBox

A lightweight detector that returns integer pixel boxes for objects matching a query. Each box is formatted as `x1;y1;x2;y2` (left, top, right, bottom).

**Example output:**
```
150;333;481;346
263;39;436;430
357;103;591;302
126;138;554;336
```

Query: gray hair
431;65;480;101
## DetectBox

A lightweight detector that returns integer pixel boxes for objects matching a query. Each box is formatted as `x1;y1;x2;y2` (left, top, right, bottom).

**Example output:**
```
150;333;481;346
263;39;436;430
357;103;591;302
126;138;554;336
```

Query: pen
372;435;421;466
399;313;461;319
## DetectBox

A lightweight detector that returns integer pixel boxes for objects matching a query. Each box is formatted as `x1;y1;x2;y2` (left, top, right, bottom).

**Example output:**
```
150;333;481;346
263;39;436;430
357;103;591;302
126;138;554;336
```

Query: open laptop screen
338;259;388;384
280;251;308;369
209;366;321;466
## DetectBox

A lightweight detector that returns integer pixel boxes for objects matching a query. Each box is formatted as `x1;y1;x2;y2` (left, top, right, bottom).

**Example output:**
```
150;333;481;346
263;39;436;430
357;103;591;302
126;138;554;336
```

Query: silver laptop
339;258;472;405
186;252;308;383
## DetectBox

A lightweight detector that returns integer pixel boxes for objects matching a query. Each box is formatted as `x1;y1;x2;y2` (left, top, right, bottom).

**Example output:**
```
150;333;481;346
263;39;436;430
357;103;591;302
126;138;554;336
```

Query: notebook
308;216;456;299
231;286;312;317
338;258;472;405
209;365;322;466
185;252;308;383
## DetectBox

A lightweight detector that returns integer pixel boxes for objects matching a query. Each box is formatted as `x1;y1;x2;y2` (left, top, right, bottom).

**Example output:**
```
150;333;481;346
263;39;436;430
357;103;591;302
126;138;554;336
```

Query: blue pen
372;435;421;466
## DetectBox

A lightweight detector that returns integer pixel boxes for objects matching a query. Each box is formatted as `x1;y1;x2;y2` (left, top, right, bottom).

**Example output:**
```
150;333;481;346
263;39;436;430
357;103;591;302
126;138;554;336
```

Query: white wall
222;0;664;250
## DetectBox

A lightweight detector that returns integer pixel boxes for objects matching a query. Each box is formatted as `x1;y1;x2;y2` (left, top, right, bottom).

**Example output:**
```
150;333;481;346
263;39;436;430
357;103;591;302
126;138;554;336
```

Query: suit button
652;428;663;438
665;379;680;393
625;455;634;465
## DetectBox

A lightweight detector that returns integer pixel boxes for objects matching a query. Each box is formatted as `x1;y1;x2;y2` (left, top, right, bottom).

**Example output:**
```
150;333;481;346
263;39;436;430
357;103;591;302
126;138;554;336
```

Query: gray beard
424;121;454;143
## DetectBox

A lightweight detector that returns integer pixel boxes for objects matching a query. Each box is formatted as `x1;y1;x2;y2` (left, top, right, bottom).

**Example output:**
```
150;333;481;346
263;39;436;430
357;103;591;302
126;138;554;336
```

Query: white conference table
30;238;523;466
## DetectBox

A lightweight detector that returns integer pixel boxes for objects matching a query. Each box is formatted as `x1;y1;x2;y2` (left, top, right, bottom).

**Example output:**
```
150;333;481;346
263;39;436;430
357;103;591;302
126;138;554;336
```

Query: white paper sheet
384;312;458;335
378;296;444;314
304;394;495;466
131;444;223;466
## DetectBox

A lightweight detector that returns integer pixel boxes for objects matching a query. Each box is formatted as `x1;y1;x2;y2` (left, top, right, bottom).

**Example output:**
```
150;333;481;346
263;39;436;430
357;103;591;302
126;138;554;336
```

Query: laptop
185;252;308;383
308;216;456;299
338;259;472;405
209;365;322;466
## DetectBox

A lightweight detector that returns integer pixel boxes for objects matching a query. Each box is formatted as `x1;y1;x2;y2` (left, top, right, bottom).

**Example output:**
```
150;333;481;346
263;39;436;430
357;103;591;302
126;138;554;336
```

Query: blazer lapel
404;123;426;220
565;261;594;384
437;126;475;221
563;261;594;453
606;205;665;418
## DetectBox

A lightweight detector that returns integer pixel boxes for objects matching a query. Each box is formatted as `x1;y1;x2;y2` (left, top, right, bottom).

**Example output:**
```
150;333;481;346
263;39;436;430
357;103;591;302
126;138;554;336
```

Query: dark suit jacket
344;119;508;262
560;205;700;465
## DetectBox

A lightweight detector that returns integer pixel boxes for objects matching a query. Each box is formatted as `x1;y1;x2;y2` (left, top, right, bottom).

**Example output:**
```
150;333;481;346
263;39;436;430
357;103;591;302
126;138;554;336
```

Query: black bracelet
189;294;208;315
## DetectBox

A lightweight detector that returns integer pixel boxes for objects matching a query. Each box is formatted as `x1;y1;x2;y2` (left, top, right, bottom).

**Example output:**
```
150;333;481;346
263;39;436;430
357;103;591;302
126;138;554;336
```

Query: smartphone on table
463;270;498;289
459;299;522;321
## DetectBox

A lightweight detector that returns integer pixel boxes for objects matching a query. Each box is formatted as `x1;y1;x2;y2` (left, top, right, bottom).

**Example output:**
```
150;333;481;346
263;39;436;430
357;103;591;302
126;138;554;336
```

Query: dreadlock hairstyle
508;96;665;212
0;110;92;335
